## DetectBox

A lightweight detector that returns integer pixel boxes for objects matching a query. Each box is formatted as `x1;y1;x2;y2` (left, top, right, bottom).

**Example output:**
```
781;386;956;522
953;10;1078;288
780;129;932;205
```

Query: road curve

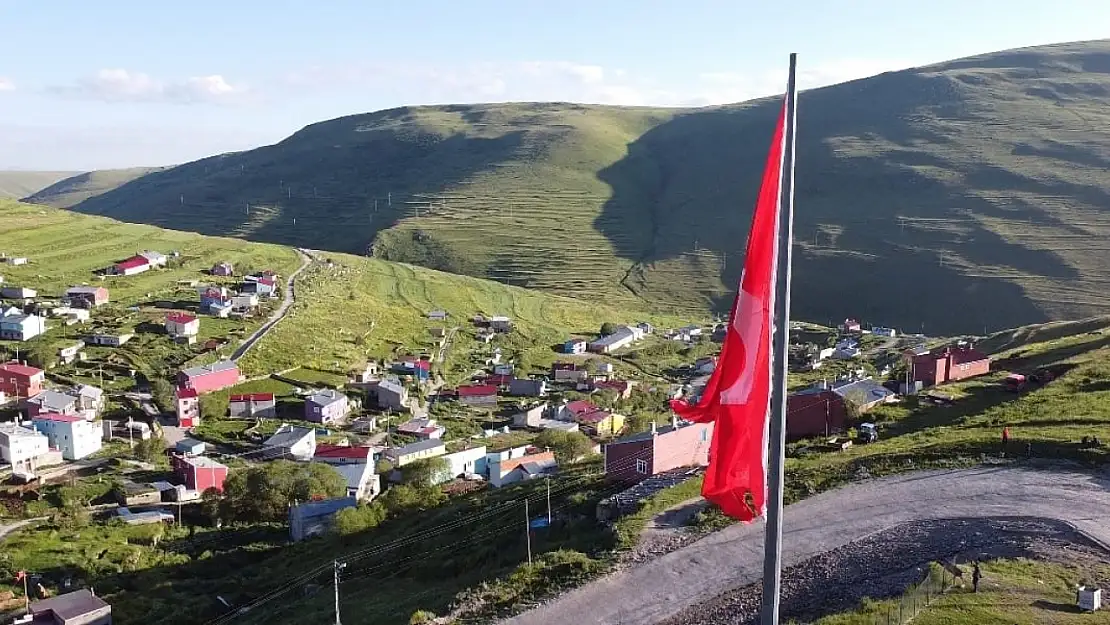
230;248;312;362
500;466;1110;625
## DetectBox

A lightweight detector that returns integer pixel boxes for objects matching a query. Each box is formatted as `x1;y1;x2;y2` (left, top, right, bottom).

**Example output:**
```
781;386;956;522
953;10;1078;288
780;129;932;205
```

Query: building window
635;459;648;474
701;428;709;442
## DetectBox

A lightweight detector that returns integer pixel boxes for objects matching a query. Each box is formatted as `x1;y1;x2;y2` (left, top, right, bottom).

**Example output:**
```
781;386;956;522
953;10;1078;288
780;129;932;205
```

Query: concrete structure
211;261;234;276
0;361;44;399
384;439;446;467
0;308;46;341
509;378;547;397
57;341;85;365
603;419;713;483
436;445;488;483
5;257;27;266
27;389;78;418
552;362;589;383
263;424;317;461
562;338;588;354
589;326;640;354
313;446;380;501
171;454;228;492
139;250;167;267
489;449;556;487
489;316;513;333
0;423;50;473
371;378;408;410
305;389;349;424
396;417;445;440
178;360;240;394
25;588;111;625
174;387;200;428
198;286;231;313
912;347;991;386
165;312;200;339
175;438;207;455
86;332;134;347
288;497;358;541
831;378;896;411
0;286;35;299
32;413;103;460
512;403;549;428
229;393;276;418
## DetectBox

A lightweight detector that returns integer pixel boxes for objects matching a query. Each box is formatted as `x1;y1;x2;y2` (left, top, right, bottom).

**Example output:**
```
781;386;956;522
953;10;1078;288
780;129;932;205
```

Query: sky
1;0;1108;170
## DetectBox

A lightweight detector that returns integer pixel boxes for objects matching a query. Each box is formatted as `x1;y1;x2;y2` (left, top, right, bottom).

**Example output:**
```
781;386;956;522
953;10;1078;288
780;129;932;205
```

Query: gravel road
499;466;1110;625
230;248;311;362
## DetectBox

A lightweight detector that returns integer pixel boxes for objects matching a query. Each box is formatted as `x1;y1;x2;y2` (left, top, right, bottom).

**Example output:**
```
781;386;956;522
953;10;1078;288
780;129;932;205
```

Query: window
635;459;648;474
700;428;709;442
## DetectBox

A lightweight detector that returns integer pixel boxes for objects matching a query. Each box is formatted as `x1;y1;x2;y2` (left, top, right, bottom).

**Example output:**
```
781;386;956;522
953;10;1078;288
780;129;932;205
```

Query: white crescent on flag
720;277;768;407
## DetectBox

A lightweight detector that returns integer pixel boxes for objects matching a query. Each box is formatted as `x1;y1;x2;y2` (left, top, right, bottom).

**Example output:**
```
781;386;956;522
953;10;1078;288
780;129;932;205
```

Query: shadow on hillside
593;68;1087;334
994;336;1110;371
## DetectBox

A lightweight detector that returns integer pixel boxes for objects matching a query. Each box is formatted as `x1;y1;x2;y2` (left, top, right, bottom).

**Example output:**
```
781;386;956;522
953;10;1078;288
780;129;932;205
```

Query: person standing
972;561;982;593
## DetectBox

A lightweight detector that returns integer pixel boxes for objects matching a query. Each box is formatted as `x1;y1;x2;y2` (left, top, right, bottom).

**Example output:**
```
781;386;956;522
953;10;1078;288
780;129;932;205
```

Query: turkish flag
670;99;787;522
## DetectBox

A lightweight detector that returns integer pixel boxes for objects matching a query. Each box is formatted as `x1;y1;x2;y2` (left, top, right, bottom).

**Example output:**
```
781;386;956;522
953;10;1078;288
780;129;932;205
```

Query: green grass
31;40;1110;333
0;170;78;199
23;167;159;207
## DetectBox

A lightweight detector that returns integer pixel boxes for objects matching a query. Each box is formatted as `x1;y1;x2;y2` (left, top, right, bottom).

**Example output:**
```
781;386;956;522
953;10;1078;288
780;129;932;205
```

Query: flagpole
760;52;799;625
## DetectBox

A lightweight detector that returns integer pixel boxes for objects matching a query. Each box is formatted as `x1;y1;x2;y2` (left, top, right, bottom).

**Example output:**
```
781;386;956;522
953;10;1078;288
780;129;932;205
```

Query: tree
200;393;229;420
535;429;593;464
409;610;438;625
133;435;166;463
380;484;445;514
151;378;174;413
599;322;616;337
220;461;347;523
400;457;451;488
200;487;223;525
332;502;388;535
25;342;57;370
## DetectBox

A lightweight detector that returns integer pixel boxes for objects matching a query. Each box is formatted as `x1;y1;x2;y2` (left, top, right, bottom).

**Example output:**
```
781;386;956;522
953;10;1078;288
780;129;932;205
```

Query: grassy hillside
0;170;78;199
39;39;1110;333
24;167;160;207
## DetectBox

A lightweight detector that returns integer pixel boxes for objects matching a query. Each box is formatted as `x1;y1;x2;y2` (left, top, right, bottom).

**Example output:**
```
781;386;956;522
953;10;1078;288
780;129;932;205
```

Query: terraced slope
40;39;1110;334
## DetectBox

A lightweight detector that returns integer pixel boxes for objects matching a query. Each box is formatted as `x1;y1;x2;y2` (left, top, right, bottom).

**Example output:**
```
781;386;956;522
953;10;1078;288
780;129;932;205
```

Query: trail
230;248;312;361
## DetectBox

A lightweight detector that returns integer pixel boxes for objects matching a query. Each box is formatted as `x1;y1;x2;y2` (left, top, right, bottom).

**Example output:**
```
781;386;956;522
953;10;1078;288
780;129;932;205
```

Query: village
0;249;1010;622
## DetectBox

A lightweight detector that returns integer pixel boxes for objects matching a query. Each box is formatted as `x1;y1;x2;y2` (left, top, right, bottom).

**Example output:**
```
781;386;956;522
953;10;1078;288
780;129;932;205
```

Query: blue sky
1;0;1107;170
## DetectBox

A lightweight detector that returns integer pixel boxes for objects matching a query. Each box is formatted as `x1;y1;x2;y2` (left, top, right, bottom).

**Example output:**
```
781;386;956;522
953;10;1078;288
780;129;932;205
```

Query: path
0;517;47;542
499;466;1110;625
230;248;312;361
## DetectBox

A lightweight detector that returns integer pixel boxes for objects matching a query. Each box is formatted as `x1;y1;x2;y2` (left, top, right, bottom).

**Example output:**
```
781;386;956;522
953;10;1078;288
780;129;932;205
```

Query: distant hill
39;39;1110;334
25;166;161;208
0;170;78;199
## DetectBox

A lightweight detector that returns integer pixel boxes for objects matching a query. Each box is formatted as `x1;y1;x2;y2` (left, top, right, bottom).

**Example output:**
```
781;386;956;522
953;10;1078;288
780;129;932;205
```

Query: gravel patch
656;516;1110;625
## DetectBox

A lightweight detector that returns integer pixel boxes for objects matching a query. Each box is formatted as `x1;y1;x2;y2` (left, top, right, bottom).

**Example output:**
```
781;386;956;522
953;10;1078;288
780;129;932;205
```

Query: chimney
650;421;657;435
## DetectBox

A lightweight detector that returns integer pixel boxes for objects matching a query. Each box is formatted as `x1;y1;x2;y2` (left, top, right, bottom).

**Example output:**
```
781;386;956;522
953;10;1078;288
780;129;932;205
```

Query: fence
872;560;964;625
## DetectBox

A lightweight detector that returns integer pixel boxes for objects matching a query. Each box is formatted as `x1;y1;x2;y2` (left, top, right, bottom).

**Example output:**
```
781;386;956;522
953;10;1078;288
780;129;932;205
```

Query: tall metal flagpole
760;52;799;625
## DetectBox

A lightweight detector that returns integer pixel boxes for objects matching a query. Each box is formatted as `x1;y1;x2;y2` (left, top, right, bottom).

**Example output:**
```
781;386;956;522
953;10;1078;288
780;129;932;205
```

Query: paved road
230;248;312;361
500;466;1110;625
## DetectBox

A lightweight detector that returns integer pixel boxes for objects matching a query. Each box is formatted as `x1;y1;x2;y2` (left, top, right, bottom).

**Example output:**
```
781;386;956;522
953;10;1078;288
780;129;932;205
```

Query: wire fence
872;559;966;625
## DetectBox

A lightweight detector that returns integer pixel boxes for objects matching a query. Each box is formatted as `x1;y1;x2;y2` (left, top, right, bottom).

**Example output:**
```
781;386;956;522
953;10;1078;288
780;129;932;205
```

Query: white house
589;326;640;354
139;250;168;267
434;446;488;484
0;287;35;300
264;424;317;461
165;312;200;338
6;257;28;266
489;316;513;333
86;332;134;347
31;413;102;460
0;309;46;341
0;423;50;473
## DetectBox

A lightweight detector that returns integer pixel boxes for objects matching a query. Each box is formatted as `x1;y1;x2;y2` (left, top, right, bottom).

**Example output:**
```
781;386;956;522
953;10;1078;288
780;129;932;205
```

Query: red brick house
171;454;228;492
603;419;713;483
785;389;847;440
0;361;45;399
177;360;240;394
912;347;991;386
456;384;498;406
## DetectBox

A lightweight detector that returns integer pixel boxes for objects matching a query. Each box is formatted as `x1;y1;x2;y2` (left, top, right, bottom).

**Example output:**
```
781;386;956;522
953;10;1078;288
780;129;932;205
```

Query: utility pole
524;499;532;566
333;560;346;625
387;191;392;207
546;477;552;524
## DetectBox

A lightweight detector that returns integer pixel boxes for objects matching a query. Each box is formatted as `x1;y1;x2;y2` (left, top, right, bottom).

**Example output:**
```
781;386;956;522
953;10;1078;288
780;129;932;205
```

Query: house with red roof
0;361;45;399
456;384;498;406
165;312;200;341
912;346;991;386
313;444;373;464
552;362;588;383
178;360;240;394
110;255;151;276
229;392;276;419
175;387;200;428
171;454;228;492
556;399;625;436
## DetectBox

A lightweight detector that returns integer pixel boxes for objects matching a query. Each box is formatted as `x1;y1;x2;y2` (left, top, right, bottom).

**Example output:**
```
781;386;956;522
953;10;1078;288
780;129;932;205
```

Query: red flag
670;99;787;522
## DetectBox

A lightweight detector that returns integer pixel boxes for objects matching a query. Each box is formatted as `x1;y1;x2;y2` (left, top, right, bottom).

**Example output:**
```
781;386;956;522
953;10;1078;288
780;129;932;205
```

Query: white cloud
0;78;14;92
49;69;249;105
282;57;918;109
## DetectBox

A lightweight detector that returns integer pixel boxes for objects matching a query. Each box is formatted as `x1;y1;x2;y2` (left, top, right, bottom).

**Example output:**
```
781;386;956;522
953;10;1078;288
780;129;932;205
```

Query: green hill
37;39;1110;334
0;170;79;199
24;166;161;207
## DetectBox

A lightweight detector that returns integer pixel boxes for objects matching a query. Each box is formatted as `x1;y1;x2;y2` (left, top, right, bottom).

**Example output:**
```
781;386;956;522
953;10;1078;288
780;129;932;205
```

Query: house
65;285;110;308
636;321;655;335
211;261;234;276
589;326;639;354
0;361;45;399
1;286;35;300
830;378;897;412
175;438;207;455
57;341;85;365
329;461;380;501
139;250;168;267
263;424;317;461
603;418;713;482
384;439;446;467
484;373;513;388
562;339;587;355
512;403;549;428
115;480;162;507
871;326;898;337
0;309;46;341
434;445;488;484
488;449;556;487
552;362;588;383
456;384;498;406
6;256;27;266
313;444;373;465
198;286;232;313
396;417;446;440
785;388;847;440
592;379;635;400
912;347;991;386
177;360;240;393
171;454;229;492
493;363;515;376
694;356;718;375
242;275;278;297
51;306;91;324
232;293;259;309
165;312;200;339
27;390;78;418
305;389;349;424
111;255;151;276
349;361;380;384
509;378;547;397
489;316;513;333
173;387;200;427
74;385;104;418
229;393;277;418
573;407;625;437
288;497;358;542
392;357;431;382
370;378;409;411
0;423;50;473
25;588;111;625
32;413;102;460
839;318;862;333
86;331;134;347
427;310;448;321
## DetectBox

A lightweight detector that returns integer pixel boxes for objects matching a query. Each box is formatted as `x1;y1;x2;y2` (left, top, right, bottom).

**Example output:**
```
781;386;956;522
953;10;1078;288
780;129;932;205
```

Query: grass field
30;40;1110;333
23;167;159;207
0;170;77;199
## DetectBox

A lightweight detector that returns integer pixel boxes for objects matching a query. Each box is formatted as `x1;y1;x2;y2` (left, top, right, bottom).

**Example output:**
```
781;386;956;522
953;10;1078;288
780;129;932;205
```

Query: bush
534;430;593;464
332;502;387;535
409;610;438;625
219;461;347;523
400;457;451;488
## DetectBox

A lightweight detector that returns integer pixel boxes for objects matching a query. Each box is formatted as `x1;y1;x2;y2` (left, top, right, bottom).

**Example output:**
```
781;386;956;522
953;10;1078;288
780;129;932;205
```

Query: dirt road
499;466;1110;625
230;248;312;361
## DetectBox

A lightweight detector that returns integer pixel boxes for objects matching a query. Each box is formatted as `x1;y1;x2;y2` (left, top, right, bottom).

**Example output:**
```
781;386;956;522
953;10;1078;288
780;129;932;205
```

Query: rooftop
29;589;109;621
392;439;446;456
115;255;150;270
32;412;83;423
264;424;315;448
230;393;275;402
0;423;45;439
175;386;198;399
458;384;498;397
307;388;347;406
28;389;77;410
314;444;372;460
166;312;198;324
178;455;228;470
180;360;238;378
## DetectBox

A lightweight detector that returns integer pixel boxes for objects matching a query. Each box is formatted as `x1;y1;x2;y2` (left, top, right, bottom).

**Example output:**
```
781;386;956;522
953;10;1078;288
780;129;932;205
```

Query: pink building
603;419;713;483
177;360;240;394
171;454;228;492
0;361;45;399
